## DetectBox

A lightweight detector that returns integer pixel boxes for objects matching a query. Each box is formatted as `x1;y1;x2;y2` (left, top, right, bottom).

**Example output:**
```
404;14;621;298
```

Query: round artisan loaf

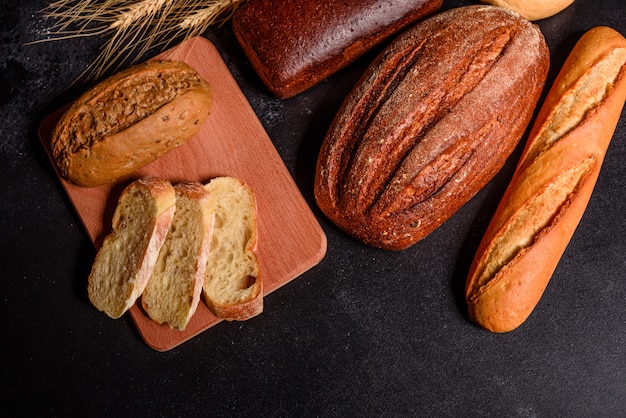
51;60;212;187
480;0;574;21
314;5;550;250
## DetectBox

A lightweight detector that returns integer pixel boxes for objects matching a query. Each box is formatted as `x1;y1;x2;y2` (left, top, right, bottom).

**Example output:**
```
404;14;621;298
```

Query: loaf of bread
51;60;212;187
232;0;442;98
88;177;176;319
141;182;215;331
202;177;262;321
465;26;626;333
314;5;549;250
479;0;574;21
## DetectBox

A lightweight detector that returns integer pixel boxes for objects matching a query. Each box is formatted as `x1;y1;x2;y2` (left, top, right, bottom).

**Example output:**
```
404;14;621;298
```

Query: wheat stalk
35;0;244;84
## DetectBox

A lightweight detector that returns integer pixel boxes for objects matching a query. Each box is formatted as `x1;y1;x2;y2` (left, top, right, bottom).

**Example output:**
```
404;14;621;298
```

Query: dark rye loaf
232;0;442;98
314;5;550;250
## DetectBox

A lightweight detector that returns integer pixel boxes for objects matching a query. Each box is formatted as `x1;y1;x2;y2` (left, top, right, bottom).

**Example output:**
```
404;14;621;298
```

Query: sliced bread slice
202;177;263;321
141;182;216;330
88;177;176;319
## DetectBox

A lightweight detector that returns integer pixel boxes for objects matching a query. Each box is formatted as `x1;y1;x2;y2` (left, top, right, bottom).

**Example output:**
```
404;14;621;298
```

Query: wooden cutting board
38;37;327;351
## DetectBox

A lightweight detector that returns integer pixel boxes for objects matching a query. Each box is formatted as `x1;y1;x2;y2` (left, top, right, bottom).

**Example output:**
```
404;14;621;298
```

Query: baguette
232;0;442;98
51;60;212;187
88;177;176;319
314;5;549;250
141;182;215;331
202;177;262;321
465;26;626;333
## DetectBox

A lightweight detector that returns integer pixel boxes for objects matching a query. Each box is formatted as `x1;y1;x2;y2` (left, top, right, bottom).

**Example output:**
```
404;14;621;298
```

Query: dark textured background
2;0;625;416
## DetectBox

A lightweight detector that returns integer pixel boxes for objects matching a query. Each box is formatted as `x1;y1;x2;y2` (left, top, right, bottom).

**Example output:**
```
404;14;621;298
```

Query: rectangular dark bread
314;6;549;250
465;26;626;333
232;0;442;98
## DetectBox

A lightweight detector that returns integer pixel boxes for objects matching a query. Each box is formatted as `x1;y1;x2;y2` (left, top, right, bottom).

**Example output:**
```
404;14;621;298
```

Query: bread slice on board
88;177;176;319
142;182;216;331
202;177;262;321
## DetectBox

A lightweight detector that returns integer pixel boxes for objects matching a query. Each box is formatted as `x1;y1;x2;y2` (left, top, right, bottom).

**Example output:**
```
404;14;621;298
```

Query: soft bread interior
202;177;260;313
88;181;174;319
142;184;214;330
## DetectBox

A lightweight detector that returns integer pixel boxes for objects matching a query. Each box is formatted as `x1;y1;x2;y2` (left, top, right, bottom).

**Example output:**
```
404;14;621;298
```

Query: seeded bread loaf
314;5;549;250
465;26;626;333
51;60;212;187
142;182;215;331
202;177;262;321
232;0;442;98
88;177;176;319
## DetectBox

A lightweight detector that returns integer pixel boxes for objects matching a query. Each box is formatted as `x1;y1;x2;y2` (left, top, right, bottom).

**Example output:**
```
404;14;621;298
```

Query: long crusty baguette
141;182;215;331
202;177;262;321
465;26;626;333
88;177;176;319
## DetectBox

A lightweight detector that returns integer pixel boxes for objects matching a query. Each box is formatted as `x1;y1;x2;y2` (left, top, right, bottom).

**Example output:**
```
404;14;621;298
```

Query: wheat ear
35;0;244;84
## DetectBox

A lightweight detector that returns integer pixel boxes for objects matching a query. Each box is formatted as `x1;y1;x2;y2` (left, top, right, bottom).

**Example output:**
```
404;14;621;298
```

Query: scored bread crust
88;177;176;319
51;60;212;187
141;182;216;331
314;5;549;250
202;177;262;321
465;27;626;333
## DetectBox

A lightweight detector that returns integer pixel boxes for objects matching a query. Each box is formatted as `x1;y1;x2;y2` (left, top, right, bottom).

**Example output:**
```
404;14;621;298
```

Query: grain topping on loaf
51;59;213;187
54;60;206;157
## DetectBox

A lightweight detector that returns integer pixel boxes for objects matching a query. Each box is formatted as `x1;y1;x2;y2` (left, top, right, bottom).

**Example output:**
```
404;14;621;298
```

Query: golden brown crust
479;0;574;21
466;26;626;333
51;60;212;187
232;0;443;98
314;5;549;250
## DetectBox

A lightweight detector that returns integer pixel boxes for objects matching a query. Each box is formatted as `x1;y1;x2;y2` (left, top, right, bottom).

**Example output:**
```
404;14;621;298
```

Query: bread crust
465;26;626;333
314;5;549;250
51;60;212;187
232;0;442;98
479;0;574;21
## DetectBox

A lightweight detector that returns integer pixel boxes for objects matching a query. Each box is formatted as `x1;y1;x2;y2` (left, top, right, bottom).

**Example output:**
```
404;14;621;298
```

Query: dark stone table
2;0;625;416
